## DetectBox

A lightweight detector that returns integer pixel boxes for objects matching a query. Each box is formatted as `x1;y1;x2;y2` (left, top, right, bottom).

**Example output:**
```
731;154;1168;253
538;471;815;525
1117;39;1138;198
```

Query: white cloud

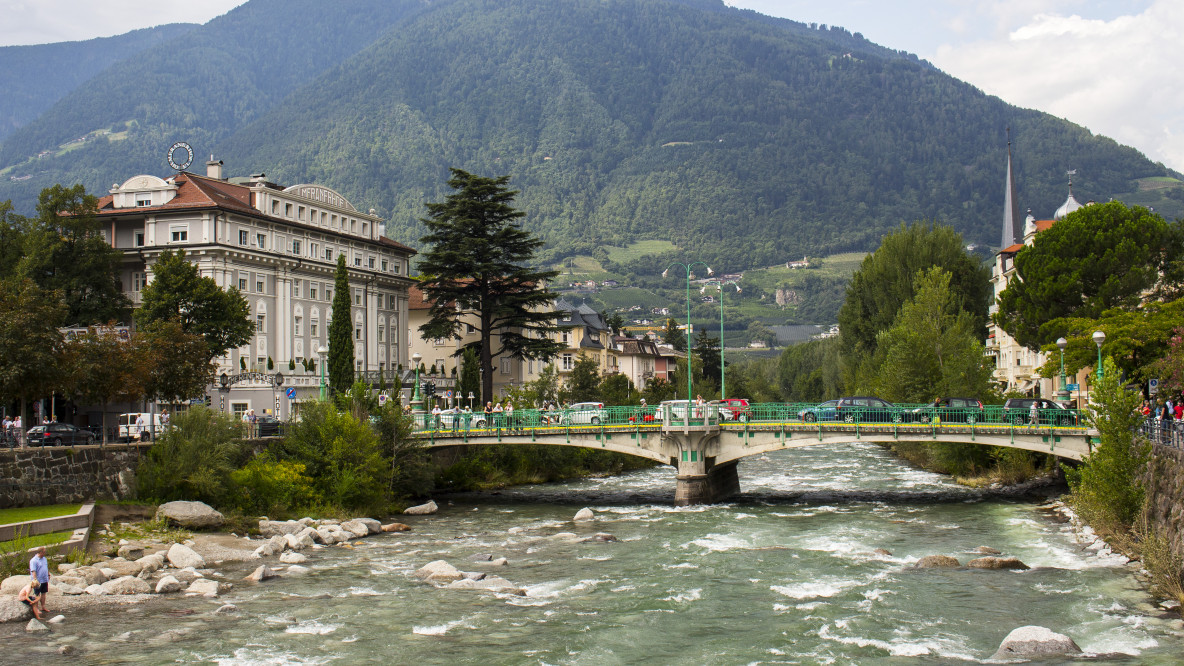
0;0;246;46
933;0;1184;170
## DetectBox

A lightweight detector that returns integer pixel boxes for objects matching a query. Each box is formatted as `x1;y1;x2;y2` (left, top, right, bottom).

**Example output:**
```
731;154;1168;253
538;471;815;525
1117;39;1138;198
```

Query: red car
714;398;752;422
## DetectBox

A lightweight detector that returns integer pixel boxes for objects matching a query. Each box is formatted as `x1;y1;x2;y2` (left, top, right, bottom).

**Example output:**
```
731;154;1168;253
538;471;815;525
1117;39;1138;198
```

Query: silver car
560;402;607;425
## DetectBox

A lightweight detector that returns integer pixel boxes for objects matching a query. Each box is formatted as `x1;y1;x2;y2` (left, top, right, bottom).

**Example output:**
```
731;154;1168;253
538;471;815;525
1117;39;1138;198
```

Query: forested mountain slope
0;23;197;142
0;0;430;204
1;0;1169;273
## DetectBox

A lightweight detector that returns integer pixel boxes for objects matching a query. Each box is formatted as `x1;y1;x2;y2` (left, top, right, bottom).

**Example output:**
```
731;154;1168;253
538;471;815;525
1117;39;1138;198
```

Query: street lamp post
316;345;329;401
411;351;424;414
701;279;740;399
1092;330;1106;381
1056;337;1069;404
468;392;475;410
663;261;712;405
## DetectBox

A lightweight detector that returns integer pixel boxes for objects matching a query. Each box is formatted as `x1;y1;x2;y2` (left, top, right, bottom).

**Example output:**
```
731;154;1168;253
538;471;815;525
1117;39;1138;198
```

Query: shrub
231;455;320;515
135;406;247;506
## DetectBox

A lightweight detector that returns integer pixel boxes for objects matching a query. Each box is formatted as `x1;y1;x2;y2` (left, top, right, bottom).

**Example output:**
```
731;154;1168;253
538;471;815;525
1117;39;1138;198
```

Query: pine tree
458;346;481;406
328;253;355;395
417;169;565;404
662;318;686;352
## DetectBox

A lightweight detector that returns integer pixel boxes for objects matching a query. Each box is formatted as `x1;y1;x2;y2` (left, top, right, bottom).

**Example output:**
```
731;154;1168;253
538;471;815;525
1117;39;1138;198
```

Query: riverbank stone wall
0;446;146;509
1144;445;1184;561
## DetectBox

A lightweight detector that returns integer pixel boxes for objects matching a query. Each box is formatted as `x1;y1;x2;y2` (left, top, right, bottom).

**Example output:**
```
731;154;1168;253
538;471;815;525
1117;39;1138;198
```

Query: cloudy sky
2;0;1180;171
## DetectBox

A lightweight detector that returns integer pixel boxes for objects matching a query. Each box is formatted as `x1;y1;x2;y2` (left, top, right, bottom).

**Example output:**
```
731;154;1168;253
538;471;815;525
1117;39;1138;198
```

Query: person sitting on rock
18;579;43;620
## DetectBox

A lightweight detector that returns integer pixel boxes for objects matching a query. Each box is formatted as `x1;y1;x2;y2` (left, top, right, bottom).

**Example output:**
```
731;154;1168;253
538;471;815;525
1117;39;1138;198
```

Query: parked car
117;412;165;442
432;408;488;429
561;402;607;425
911;397;985;424
256;415;285;437
26;423;95;447
655;399;707;422
799;400;839;422
1002;398;1079;426
834;396;902;423
713;398;752;422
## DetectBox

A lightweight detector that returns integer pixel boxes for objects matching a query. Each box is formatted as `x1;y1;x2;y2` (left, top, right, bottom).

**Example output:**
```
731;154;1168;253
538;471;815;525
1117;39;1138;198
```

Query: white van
118;413;165;442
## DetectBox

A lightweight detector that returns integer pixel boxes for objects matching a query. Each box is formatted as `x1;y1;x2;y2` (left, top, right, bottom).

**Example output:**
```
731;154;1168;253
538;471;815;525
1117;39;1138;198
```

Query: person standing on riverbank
29;546;49;614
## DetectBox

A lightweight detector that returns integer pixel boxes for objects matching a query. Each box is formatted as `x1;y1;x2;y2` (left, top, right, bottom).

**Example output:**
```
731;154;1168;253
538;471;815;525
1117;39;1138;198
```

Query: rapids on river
6;442;1184;664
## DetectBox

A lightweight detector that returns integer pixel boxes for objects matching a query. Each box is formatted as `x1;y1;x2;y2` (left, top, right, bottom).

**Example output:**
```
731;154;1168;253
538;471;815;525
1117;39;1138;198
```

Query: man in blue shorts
29;546;49;614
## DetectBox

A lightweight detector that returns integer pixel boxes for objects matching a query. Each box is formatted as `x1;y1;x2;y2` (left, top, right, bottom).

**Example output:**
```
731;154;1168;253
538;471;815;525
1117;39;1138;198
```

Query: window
135;193;151;207
257;233;267;249
309;285;318;300
354;290;362;305
382;260;388;271
256;314;265;332
257;356;266;368
271;200;278;214
388;294;396;309
356;359;363;370
293;281;301;299
256;280;264;293
311;319;319;338
433;337;446;347
294;317;302;336
325;247;333;260
298;206;306;220
292;240;301;255
238;230;248;246
326;289;332;302
368;257;375;269
562;354;574;370
238;278;247;291
354;254;362;267
378;325;385;342
310;242;318;258
466;323;475;334
351;219;357;232
362;222;368;235
170;227;188;243
134;231;145;247
355;325;362;340
331;215;338;228
132;273;145;291
394;261;401;274
501;358;511;374
561;331;571;344
285;203;292;217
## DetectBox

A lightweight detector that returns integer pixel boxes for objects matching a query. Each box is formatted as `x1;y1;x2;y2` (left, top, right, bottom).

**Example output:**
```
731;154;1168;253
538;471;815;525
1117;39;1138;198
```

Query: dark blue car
799;400;838;422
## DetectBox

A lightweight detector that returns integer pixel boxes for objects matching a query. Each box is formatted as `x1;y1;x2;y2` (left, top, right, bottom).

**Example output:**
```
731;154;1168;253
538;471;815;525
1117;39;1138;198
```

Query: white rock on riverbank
573;508;595;522
167;543;205;569
404;500;438;515
156;500;225;529
989;626;1082;660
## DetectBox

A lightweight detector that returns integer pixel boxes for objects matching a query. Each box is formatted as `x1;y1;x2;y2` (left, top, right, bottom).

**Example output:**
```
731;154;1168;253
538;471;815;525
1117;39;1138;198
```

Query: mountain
1;0;1172;274
0;23;198;142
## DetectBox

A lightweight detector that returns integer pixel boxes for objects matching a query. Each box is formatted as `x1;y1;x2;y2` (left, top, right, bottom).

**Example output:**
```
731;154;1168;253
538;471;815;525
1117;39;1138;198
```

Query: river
13;442;1184;663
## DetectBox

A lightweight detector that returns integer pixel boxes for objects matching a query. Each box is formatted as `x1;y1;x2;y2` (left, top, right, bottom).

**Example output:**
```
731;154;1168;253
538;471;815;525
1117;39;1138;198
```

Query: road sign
285;387;297;400
1149;378;1159;395
378;393;389;406
445;390;453;398
1066;383;1080;391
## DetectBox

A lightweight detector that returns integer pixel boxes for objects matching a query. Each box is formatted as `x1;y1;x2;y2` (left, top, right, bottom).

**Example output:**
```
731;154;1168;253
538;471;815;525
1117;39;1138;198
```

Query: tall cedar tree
135;249;252;361
328;254;356;394
18;184;130;326
417;169;564;404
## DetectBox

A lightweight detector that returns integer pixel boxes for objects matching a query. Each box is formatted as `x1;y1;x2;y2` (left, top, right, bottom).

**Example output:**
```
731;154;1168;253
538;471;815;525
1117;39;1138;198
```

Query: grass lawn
0;504;81;526
0;530;74;553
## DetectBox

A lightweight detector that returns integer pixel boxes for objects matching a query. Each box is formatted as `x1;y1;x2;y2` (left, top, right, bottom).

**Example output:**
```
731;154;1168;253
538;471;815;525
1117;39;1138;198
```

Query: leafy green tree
62;326;145;444
746;321;777;348
997;202;1182;350
0;278;66;428
641;377;677;404
136;249;252;360
458;346;482;406
598;373;637;406
778;337;843;401
140;320;217;407
563;352;601;403
0;201;27;282
16;185;130;326
694;330;722;392
1150;326;1184;396
417;169;565;405
662;317;687;352
870;267;995;402
1038;297;1184;385
328;254;355;394
1065;358;1149;533
838;222;990;358
136;406;247;506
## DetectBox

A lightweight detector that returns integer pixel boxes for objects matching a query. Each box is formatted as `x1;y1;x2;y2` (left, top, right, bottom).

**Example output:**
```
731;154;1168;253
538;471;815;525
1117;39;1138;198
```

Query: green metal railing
409;402;1088;437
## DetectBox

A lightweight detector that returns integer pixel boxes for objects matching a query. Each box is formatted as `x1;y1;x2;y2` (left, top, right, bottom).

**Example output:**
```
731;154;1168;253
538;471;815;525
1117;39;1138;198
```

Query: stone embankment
0;501;407;625
0;445;144;508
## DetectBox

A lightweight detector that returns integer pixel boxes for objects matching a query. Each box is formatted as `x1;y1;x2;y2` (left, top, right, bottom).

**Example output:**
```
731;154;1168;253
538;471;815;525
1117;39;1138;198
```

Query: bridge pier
675;459;739;506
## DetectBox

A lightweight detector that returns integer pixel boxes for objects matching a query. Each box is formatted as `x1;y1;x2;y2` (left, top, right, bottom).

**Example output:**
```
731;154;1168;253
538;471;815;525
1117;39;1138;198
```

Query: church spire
1001;128;1022;248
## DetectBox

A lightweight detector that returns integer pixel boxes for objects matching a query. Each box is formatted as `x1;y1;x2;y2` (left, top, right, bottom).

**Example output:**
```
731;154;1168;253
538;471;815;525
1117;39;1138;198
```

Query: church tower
1001;131;1022;249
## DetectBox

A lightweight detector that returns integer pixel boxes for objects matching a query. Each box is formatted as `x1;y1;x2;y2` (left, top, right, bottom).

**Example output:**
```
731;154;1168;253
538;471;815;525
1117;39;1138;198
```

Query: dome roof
1053;192;1083;220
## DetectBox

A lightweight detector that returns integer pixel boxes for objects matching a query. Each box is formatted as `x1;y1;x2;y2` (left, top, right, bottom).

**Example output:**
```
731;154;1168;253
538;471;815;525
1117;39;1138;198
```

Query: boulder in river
26;618;49;633
873;548;893;556
468;553;493;562
914;555;961;568
382;522;411;532
155;575;183;594
155;501;225;529
989;626;1082;660
280;552;307;564
136;553;166;574
284;531;314;551
404;500;438;516
101;575;152;595
573;508;595;522
414;560;464;583
117;544;145;560
446;576;527;595
340;520;371;538
47;615;65;624
972;546;1002;555
244;565;277;582
588;533;618;542
258;520;305;538
71;566;109;586
283;565;311;577
967;556;1030;570
356;518;383;534
186;579;221;598
104;559;143;578
0;596;32;623
167;543;206;569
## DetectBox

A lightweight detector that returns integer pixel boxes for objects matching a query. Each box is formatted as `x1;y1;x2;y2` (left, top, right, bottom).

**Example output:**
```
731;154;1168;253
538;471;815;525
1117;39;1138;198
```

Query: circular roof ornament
167;141;194;171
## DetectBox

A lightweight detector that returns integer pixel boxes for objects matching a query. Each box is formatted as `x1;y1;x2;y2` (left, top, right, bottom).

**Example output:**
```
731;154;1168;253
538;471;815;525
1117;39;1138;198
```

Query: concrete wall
0;445;147;509
1145;444;1184;561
